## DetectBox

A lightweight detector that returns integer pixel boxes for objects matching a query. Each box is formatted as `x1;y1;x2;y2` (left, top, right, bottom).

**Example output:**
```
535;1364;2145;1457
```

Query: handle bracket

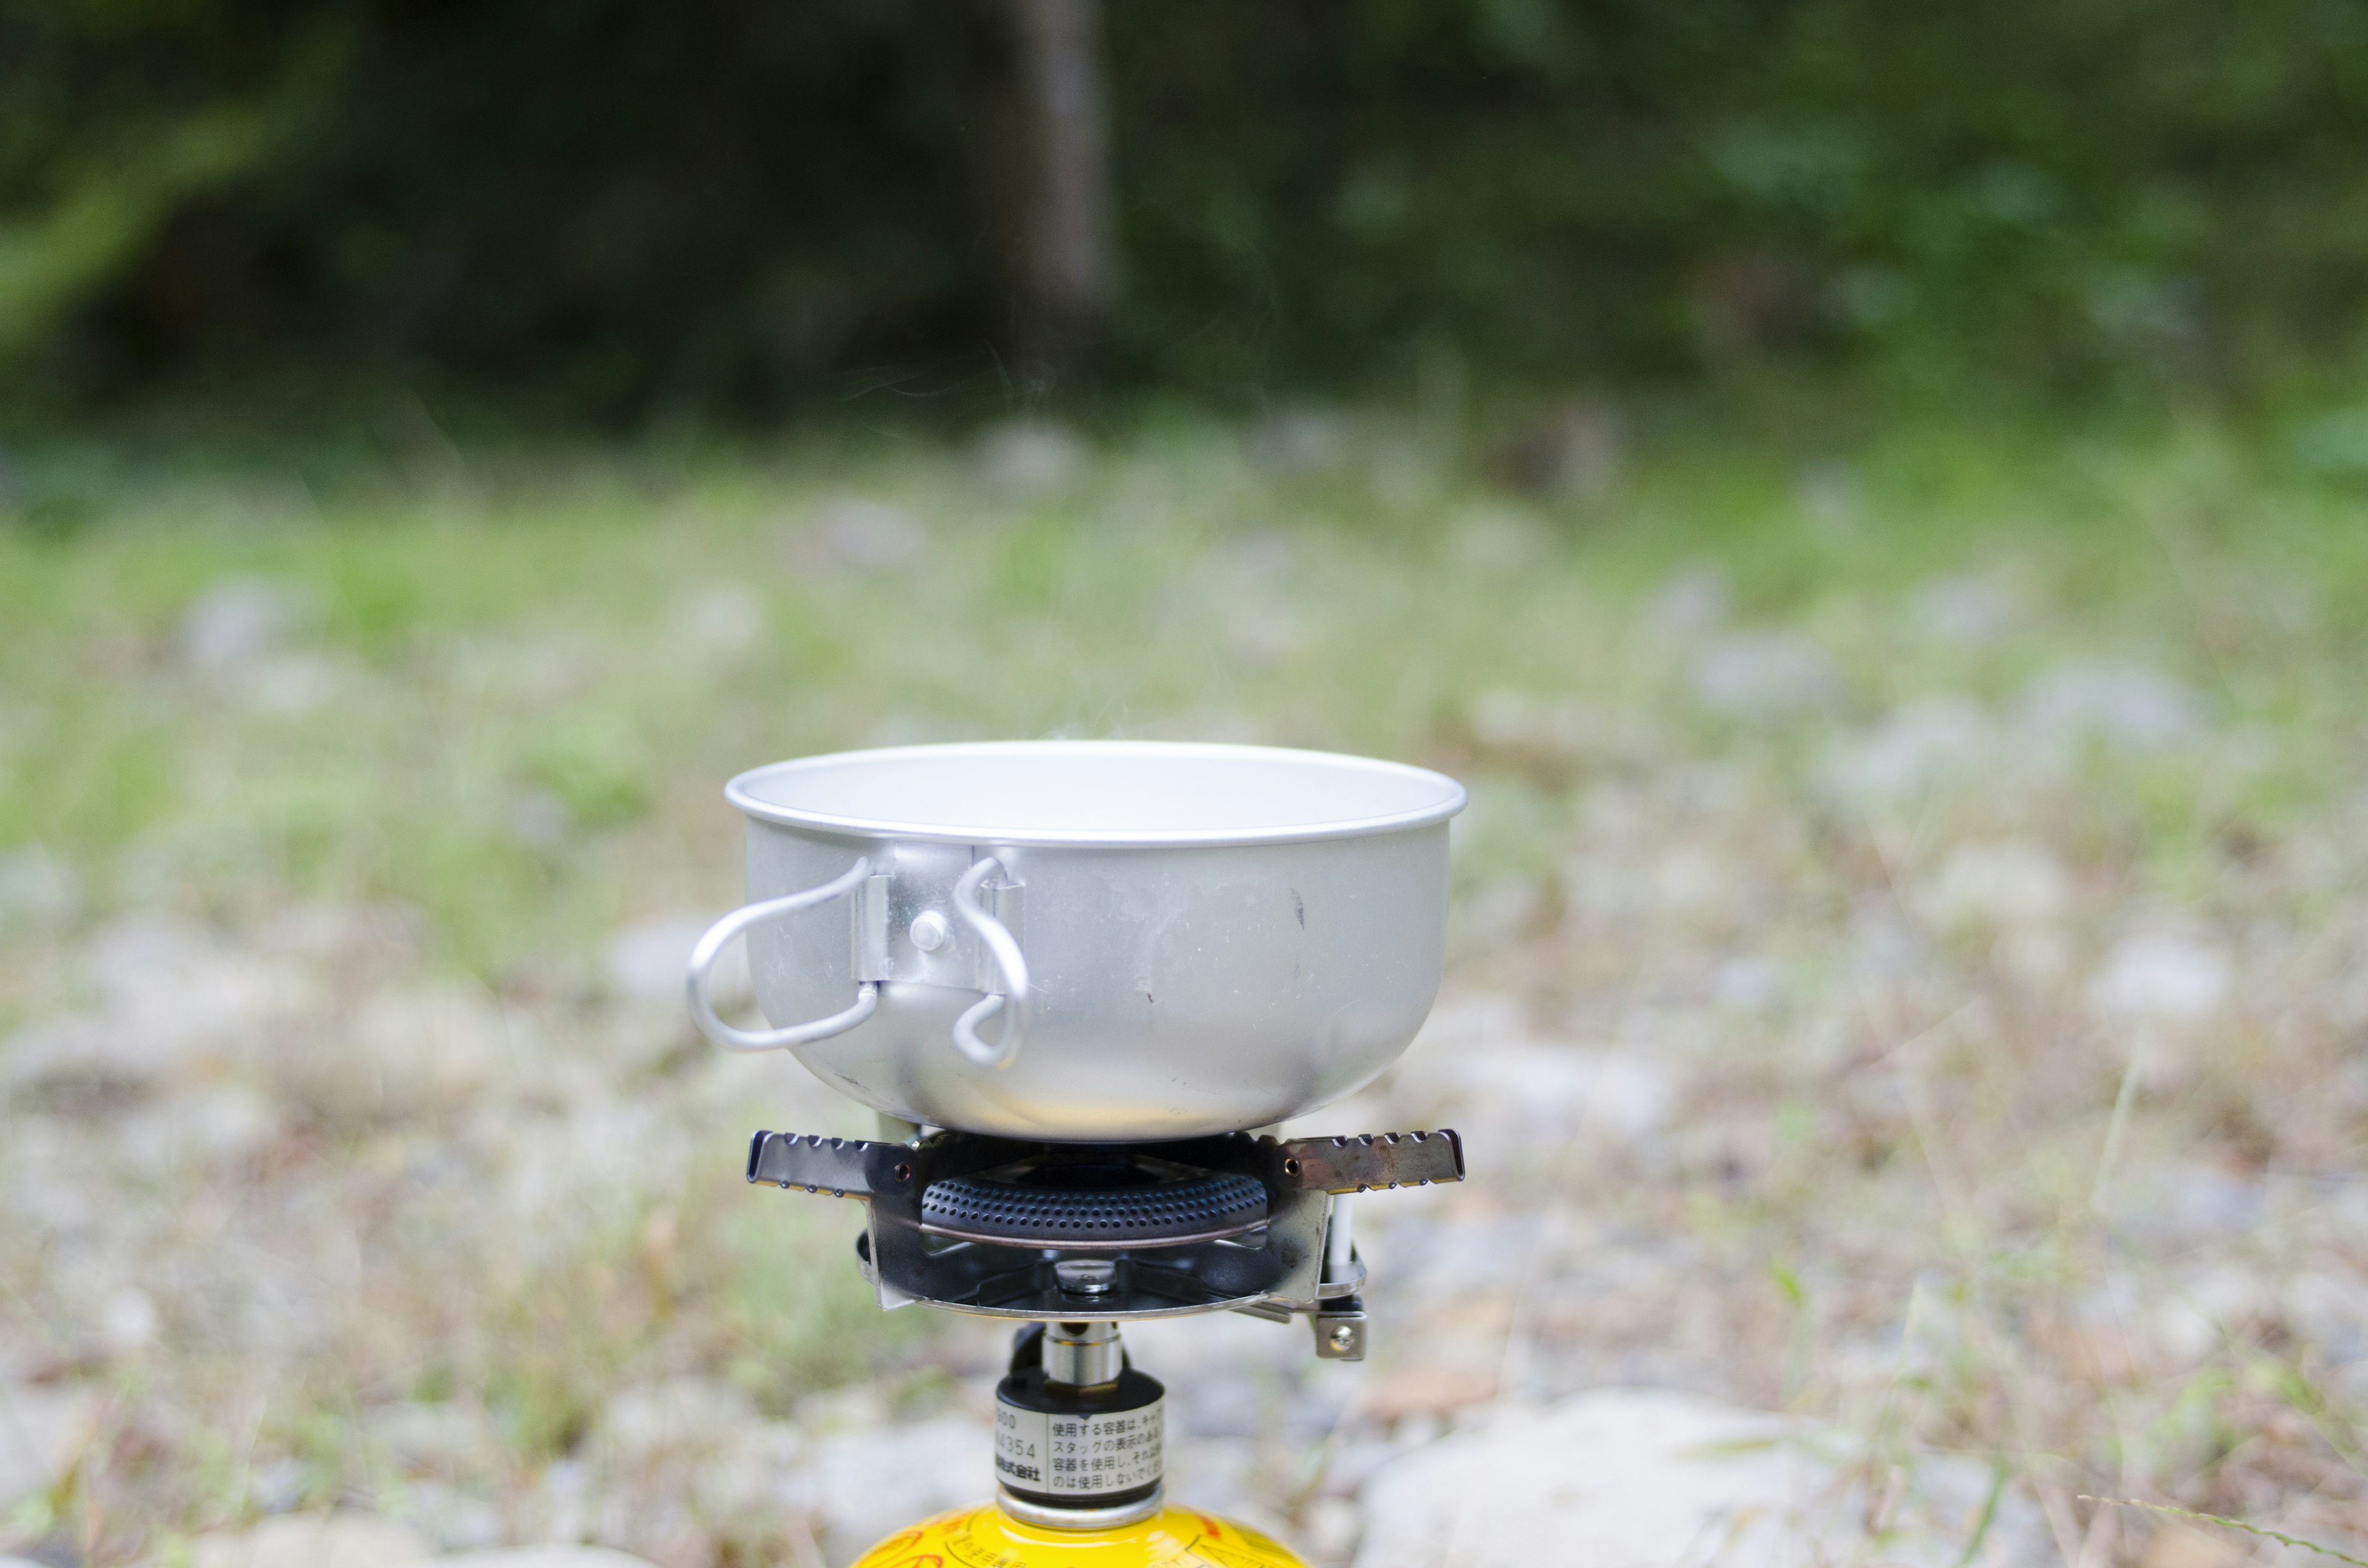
852;874;892;982
688;851;1033;1072
950;855;1030;1069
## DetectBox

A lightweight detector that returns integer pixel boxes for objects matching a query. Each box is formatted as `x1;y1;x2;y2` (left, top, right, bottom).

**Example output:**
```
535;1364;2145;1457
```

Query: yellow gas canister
851;1503;1309;1568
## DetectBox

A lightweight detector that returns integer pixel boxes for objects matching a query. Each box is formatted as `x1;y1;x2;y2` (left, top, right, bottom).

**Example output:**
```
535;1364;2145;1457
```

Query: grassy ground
4;403;2368;1566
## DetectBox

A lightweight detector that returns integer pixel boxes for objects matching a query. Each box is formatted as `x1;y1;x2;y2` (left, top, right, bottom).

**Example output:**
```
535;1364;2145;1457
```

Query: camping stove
686;741;1472;1566
743;1122;1463;1550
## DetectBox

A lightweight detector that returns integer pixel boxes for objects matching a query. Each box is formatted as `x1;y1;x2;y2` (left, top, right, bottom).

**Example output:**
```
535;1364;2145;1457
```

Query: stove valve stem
993;1321;1166;1530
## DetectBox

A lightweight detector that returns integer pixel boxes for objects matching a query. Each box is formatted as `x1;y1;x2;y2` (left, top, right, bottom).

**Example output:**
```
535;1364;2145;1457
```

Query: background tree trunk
986;0;1113;387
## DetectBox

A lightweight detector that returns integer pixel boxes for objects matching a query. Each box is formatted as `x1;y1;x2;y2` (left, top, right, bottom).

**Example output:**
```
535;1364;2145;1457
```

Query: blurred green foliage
6;406;2365;976
6;0;2368;415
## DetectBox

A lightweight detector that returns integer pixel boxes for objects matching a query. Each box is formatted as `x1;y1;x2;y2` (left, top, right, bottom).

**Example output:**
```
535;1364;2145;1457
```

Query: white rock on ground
178;575;309;670
1922;840;2071;930
974;421;1087;496
670;583;768;657
691;1049;871;1135
0;845;78;927
1644;568;1728;640
2018;660;2201;752
1384;995;1679;1154
435;1551;660;1568
1447;506;1553;574
1464;691;1589;761
1254;409;1355;476
1402;1039;1675;1152
191;1513;434;1568
2148;1265;2279;1365
189;1515;664;1568
1690;631;1838;718
343;982;525;1113
1906;574;2017;645
1353;1388;2043;1568
595;1377;764;1461
2089;932;2231;1021
1822;696;1991;803
507;789;572;850
791;1414;993;1561
387;1479;507;1552
5;914;316;1093
236;651;348;716
0;1380;96;1506
117;1082;280;1174
814;498;927;570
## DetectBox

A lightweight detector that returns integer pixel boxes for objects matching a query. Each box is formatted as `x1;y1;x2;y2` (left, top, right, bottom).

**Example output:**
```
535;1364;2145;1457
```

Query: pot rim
725;739;1466;848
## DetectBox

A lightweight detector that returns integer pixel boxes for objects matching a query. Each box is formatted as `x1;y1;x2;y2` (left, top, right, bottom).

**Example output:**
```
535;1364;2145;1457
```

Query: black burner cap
919;1162;1267;1248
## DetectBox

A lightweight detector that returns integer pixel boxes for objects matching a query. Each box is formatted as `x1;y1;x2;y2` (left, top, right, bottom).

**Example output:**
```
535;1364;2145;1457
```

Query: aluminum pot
685;741;1465;1142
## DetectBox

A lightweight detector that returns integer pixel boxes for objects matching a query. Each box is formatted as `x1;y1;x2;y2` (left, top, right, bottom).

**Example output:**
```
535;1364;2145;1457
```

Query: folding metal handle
686;858;879;1052
949;855;1029;1069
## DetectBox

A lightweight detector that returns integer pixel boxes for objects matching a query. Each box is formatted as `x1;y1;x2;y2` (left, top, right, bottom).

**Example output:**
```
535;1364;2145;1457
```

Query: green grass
7;400;2368;1564
3;406;2362;975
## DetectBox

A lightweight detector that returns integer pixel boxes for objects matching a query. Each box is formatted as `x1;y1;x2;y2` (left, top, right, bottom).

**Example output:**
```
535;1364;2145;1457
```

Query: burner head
744;1124;1460;1326
920;1155;1267;1249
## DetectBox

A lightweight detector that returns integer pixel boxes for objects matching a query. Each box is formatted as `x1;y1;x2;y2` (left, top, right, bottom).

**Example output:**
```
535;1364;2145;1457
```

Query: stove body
690;742;1473;1565
748;1125;1459;1334
747;1119;1465;1561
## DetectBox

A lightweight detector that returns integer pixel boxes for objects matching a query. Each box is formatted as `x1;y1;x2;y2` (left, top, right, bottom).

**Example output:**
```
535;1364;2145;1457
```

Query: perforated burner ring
918;1170;1268;1248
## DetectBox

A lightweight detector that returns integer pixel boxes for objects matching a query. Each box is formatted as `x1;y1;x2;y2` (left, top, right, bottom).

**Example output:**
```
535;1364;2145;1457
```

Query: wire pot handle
949;854;1029;1070
686;858;879;1052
